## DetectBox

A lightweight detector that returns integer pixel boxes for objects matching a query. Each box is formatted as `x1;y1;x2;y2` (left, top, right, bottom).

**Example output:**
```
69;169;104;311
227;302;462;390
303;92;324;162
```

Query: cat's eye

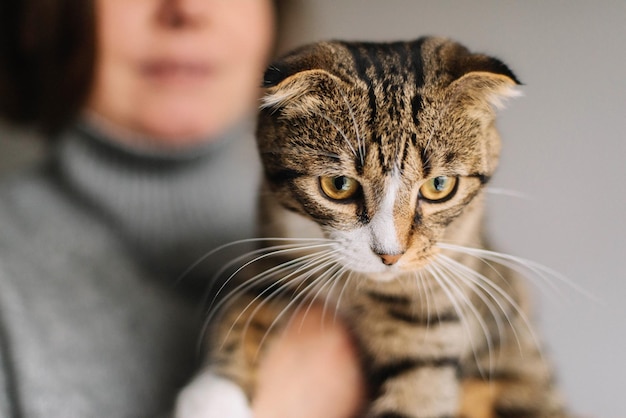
319;176;361;201
419;176;458;203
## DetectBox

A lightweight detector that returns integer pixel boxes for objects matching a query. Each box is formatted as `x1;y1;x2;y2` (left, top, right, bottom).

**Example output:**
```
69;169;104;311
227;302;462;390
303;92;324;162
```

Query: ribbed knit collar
55;118;262;284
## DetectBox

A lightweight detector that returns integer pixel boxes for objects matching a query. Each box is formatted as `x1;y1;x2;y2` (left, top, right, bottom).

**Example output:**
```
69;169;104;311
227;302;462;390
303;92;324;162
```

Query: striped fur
177;37;570;418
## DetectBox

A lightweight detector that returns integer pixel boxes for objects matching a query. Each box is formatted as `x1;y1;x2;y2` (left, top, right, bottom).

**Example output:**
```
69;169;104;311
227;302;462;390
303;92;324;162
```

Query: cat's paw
174;371;252;418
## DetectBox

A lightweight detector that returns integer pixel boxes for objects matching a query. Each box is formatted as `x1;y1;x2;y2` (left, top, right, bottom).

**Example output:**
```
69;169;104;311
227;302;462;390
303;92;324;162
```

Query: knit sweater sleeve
0;121;260;417
0;276;21;418
0;339;15;418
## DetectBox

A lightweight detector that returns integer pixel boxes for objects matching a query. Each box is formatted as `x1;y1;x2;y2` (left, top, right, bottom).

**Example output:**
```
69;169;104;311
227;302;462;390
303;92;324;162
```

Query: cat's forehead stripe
342;42;379;128
340;40;428;128
339;40;433;174
340;40;427;89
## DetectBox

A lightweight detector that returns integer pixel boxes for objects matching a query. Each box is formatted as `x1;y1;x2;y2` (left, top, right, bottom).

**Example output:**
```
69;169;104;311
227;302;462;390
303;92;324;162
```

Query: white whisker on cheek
437;242;598;303
484;187;533;200
426;262;496;378
196;239;336;344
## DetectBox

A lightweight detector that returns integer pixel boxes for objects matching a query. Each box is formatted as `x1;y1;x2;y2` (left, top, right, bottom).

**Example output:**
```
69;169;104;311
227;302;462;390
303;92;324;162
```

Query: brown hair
0;0;96;135
0;0;287;136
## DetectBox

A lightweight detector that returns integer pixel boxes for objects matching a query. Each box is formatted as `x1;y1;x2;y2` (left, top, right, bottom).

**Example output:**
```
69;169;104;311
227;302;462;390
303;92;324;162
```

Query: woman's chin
86;96;252;149
135;102;250;147
131;113;238;147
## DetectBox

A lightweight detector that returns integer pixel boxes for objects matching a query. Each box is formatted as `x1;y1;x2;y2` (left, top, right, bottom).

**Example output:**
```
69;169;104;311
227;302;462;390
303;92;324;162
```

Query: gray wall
1;1;624;416
280;1;625;417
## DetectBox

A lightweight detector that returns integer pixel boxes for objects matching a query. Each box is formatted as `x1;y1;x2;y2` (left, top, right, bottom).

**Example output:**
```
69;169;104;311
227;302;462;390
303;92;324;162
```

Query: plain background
1;1;624;417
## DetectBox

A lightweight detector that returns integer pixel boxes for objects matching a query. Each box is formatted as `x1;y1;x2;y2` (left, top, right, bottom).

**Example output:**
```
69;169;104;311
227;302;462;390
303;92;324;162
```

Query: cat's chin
346;259;436;284
338;256;431;282
364;271;401;283
354;266;416;283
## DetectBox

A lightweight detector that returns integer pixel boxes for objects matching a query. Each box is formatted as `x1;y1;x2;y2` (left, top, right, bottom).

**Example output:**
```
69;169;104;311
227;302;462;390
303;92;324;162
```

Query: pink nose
379;253;403;266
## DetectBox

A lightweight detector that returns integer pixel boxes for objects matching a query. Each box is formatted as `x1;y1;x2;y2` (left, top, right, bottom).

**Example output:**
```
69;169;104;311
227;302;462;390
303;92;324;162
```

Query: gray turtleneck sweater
0;121;261;417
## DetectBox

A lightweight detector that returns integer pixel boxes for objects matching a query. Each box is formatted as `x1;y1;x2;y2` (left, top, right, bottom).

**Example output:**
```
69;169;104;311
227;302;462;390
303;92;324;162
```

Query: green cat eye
319;176;361;201
419;176;458;203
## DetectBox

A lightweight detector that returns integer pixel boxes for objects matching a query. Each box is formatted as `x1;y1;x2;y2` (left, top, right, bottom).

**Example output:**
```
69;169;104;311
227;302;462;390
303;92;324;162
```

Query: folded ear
450;50;521;85
262;42;338;88
260;42;344;115
260;69;336;113
445;48;522;114
448;53;522;119
450;71;522;114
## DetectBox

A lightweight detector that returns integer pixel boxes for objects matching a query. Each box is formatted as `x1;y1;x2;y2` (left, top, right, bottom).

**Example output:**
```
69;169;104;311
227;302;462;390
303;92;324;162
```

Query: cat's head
257;37;520;281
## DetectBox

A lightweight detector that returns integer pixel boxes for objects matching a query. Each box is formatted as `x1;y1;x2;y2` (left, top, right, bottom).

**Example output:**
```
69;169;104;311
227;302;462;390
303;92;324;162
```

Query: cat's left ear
448;53;522;113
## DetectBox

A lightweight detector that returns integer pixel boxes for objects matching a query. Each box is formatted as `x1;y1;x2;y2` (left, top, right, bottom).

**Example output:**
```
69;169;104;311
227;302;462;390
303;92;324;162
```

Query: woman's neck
54;116;261;281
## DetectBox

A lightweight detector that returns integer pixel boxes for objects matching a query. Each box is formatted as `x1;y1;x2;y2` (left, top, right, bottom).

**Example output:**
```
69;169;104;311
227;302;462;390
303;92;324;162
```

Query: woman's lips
140;59;214;85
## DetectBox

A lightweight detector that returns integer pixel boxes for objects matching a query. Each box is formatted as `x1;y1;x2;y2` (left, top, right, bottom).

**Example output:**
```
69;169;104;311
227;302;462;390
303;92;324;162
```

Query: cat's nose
379;253;403;266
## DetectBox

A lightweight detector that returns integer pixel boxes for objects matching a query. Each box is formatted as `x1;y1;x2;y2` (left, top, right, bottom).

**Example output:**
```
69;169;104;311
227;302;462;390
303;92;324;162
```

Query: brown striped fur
176;37;571;418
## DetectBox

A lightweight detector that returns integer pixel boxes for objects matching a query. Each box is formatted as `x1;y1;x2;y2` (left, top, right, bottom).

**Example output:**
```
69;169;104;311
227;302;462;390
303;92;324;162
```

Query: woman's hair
0;0;287;136
0;1;96;134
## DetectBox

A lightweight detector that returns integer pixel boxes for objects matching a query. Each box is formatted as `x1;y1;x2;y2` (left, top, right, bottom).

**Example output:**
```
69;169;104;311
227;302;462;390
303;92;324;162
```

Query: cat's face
257;38;519;281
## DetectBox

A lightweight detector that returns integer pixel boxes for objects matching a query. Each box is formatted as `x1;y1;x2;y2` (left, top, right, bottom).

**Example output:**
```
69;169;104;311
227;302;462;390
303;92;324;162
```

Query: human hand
253;305;365;418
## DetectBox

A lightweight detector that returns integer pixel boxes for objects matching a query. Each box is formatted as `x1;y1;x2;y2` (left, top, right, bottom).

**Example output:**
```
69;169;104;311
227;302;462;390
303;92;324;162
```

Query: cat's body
176;37;569;418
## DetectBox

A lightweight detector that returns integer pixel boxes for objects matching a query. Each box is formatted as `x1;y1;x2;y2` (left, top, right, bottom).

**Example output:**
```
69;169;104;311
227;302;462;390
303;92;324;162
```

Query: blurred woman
0;1;362;417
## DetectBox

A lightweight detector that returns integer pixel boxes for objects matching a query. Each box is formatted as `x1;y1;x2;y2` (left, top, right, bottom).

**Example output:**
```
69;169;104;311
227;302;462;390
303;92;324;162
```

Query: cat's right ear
260;43;341;114
262;64;289;88
260;69;334;112
262;43;336;88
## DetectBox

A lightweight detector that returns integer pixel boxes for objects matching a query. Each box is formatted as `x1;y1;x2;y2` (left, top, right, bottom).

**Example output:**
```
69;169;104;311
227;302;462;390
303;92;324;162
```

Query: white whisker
311;110;358;160
437;243;598;303
219;248;338;350
238;251;339;346
299;263;345;332
176;237;288;285
199;241;333;335
333;78;365;165
435;256;510;339
202;244;302;312
255;257;343;357
207;249;333;351
333;270;355;325
484;187;533;200
321;265;349;326
206;242;335;318
436;254;543;361
427;263;494;378
433;257;512;371
416;269;434;335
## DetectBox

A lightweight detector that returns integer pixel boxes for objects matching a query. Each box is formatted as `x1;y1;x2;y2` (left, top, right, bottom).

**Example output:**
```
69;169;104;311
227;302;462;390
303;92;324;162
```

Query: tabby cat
176;37;569;418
